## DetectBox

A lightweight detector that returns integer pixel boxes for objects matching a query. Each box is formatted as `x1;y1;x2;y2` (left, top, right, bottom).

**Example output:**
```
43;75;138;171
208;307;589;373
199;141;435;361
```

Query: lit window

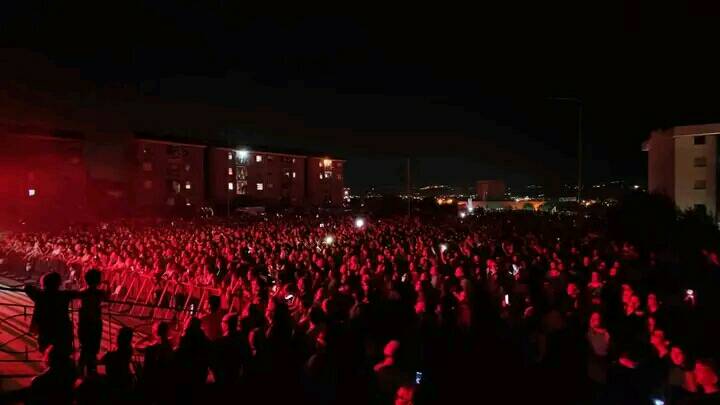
256;155;263;162
143;180;152;189
228;167;233;175
323;159;332;168
228;152;233;160
694;136;706;145
319;162;323;168
292;158;296;163
172;181;181;193
694;157;707;167
257;183;264;191
142;162;153;171
185;181;191;190
292;172;296;178
228;182;234;191
694;180;707;190
285;172;290;177
28;189;36;197
319;174;323;180
185;164;191;171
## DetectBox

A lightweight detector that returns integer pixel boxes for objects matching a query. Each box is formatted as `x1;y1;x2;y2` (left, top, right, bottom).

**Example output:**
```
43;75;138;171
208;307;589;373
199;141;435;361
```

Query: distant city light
28;189;36;197
459;212;467;218
236;149;249;160
324;235;334;245
355;218;365;228
633;185;640;189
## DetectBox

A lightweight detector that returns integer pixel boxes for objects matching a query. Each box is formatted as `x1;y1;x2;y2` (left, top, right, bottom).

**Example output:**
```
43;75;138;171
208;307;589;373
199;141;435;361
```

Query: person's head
415;299;426;315
383;340;401;360
590;271;600;283
117;327;133;350
208;295;221;313
43;344;67;368
84;269;102;288
589;312;603;330
650;329;669;350
647;293;659;309
670;346;686;367
40;272;62;292
566;282;579;297
695;358;719;389
454;266;465;279
153;321;169;341
222;312;239;336
395;385;416;405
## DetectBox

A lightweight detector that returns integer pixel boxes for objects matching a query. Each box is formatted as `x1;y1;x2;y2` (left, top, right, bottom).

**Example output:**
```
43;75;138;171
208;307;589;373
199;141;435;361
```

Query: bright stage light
355;218;365;228
324;235;334;245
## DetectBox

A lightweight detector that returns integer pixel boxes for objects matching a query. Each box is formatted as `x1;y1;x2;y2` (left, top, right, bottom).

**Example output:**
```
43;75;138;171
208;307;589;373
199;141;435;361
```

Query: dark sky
2;2;720;192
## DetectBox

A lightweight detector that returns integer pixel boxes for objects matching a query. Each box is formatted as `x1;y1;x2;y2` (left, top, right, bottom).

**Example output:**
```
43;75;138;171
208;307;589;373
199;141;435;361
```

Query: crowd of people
1;212;720;404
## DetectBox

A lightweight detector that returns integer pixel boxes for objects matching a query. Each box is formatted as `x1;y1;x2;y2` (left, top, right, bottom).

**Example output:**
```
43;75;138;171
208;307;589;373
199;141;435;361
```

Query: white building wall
674;134;717;216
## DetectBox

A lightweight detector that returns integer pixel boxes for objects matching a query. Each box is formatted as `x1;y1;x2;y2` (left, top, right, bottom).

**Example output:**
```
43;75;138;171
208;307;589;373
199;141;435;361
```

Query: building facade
133;139;206;211
306;157;345;206
208;148;308;208
0;132;88;228
643;123;720;218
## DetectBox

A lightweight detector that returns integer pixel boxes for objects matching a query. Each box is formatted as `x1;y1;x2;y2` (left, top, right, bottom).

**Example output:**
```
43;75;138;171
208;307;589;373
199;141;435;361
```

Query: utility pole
577;104;583;202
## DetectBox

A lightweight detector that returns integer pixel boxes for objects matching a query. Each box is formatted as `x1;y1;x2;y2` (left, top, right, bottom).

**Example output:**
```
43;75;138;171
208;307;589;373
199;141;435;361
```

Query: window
268;183;273;189
285;171;290;177
228;182;234;191
694;136;706;145
694;157;707;167
143;180;153;190
292;158;296;163
319;174;323;180
185;164;191;172
318;162;323;168
142;162;153;171
228;152;233;160
292;171;296;178
28;188;36;197
256;155;263;162
185;181;191;190
337;173;343;180
228;167;233;175
256;183;264;191
694;180;707;189
172;181;181;193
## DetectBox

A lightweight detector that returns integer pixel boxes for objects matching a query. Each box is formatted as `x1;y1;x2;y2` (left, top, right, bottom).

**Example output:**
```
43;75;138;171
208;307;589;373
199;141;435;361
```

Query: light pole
549;97;583;202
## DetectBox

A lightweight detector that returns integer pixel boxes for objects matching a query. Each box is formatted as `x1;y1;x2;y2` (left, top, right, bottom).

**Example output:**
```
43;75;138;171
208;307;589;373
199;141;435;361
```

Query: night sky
2;3;720;192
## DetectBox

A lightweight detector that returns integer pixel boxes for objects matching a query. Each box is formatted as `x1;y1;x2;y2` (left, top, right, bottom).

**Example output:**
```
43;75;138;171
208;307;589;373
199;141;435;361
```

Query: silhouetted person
101;326;135;402
140;322;174;405
210;313;247;389
27;345;76;405
200;295;223;341
25;272;77;355
78;269;108;376
374;340;410;403
174;317;210;403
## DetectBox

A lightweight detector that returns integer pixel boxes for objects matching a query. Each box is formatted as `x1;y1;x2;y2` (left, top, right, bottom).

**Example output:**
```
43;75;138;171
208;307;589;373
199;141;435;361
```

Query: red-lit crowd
2;213;720;404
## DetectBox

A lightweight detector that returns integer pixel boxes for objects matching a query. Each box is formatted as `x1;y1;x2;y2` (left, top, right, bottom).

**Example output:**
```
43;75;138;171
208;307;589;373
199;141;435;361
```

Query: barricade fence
0;252;245;379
